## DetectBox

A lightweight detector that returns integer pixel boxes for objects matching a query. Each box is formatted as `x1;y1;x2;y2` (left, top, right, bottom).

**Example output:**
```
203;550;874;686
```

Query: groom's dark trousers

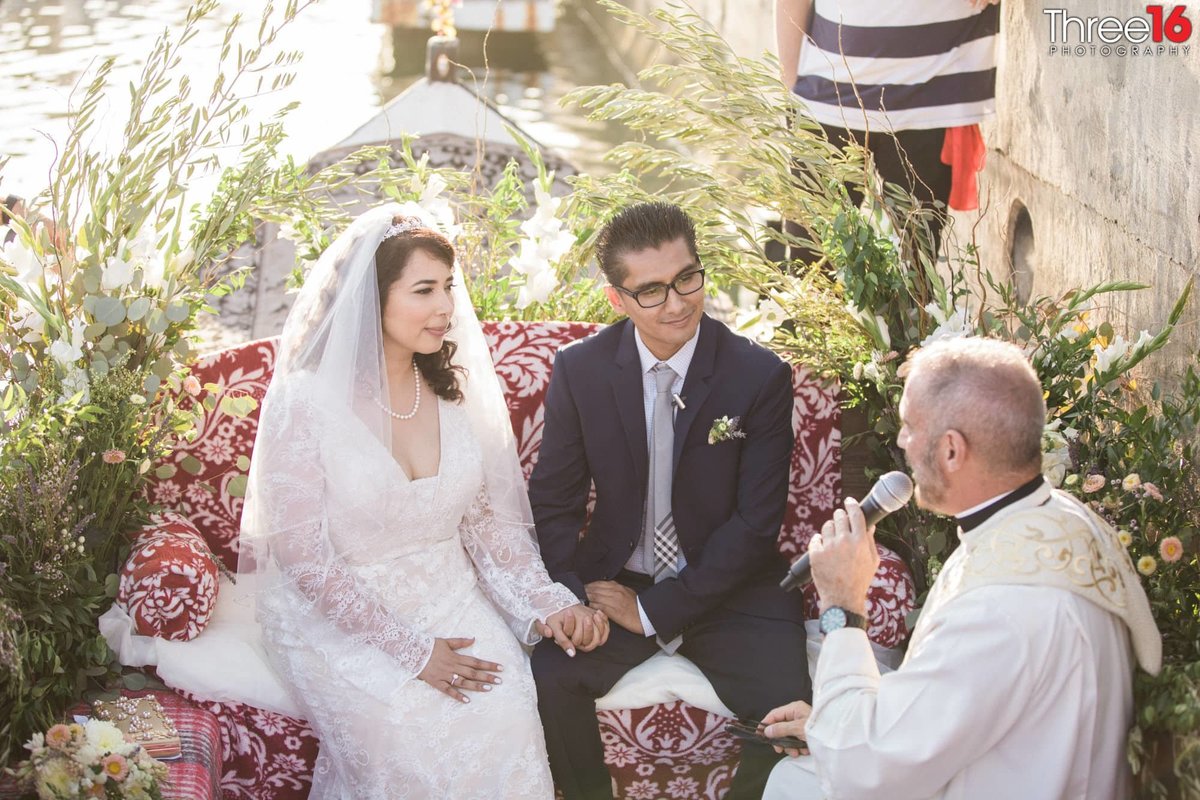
530;316;811;800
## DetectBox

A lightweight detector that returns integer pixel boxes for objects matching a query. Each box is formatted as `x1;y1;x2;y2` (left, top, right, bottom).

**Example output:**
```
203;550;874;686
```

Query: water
0;0;632;197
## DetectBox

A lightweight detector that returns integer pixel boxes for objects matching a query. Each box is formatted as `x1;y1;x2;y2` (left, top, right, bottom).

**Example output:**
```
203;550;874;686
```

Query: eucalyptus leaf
227;473;249;497
93;296;127;326
127;295;152;321
121;671;149;691
145;310;169;334
164;302;190;323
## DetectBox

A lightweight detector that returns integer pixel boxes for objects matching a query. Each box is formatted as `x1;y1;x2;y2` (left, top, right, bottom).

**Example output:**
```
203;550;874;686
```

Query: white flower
1092;335;1130;375
758;298;786;328
923;301;947;326
734;311;769;344
921;302;974;347
861;358;882;382
59;367;90;403
521;185;565;241
516;265;558;309
100;255;135;292
49;317;88;367
125;230;158;264
84;718;126;752
1132;329;1154;353
1057;323;1083;342
509;238;551;278
276;220;304;245
875;315;891;349
1;233;43;285
1041;422;1073;488
844;302;890;349
13;299;46;342
416;174;456;234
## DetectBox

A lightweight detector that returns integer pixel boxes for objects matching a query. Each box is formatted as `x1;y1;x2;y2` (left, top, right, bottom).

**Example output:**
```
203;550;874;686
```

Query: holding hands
540;604;610;657
584;581;643;635
418;637;503;703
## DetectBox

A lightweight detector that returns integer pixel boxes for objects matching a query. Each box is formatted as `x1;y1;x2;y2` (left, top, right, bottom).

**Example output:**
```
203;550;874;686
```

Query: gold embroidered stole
912;486;1161;674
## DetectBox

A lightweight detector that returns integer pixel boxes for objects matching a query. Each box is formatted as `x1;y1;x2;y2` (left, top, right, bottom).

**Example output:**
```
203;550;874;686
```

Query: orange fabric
940;124;986;211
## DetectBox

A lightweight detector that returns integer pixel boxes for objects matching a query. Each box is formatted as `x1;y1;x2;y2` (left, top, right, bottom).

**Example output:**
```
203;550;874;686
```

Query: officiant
762;337;1162;800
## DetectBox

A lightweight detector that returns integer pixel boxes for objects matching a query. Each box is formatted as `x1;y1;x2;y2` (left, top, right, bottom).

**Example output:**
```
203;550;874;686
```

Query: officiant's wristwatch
819;606;867;635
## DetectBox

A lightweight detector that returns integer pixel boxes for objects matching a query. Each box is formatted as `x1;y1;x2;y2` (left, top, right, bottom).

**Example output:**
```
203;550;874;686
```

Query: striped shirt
792;0;999;131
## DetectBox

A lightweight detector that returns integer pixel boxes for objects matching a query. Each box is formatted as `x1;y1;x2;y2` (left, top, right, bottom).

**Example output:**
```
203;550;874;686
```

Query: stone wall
600;0;1200;376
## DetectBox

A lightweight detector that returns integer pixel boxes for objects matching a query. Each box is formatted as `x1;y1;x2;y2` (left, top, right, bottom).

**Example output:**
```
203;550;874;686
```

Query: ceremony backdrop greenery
1;0;1196;796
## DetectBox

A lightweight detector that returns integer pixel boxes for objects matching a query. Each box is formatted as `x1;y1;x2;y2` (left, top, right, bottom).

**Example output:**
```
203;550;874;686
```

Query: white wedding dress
255;380;578;799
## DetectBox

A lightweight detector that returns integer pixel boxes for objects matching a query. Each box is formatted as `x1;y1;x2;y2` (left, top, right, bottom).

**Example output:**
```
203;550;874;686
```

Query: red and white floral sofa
117;320;914;800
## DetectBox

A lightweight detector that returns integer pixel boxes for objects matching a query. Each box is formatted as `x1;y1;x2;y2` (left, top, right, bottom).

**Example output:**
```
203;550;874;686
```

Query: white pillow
101;574;304;719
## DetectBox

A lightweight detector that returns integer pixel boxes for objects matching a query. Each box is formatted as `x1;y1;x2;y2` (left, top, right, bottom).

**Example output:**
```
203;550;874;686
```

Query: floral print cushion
144;320;914;800
118;512;221;642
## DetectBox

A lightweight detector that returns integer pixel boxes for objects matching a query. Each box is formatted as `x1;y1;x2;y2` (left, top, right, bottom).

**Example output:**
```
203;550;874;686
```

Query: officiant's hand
808;498;879;617
763;700;812;757
584;581;643;635
418;637;503;704
540;605;609;656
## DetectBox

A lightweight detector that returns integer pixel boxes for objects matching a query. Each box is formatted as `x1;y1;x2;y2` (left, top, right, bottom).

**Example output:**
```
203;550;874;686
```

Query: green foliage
0;0;318;765
0;392;116;766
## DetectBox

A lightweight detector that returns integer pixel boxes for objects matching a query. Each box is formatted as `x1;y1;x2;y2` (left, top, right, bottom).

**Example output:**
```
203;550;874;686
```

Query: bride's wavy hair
375;221;464;403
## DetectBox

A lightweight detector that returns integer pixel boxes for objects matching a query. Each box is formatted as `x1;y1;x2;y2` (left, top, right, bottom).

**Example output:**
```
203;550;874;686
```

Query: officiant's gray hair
906;338;1046;475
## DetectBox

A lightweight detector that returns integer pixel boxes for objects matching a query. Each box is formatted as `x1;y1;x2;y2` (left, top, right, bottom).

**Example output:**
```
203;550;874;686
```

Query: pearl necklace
377;358;421;420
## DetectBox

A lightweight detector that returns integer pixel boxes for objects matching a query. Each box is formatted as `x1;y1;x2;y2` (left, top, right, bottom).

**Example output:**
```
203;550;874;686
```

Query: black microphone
780;471;915;592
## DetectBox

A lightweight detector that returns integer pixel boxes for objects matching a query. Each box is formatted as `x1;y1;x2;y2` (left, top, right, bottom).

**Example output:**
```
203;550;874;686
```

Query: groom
530;202;809;799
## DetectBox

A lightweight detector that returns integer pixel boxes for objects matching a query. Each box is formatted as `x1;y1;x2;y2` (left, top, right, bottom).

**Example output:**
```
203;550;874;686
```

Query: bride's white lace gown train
256;387;578;799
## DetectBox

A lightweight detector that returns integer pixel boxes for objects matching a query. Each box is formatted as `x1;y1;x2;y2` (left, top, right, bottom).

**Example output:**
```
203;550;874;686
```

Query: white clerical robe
765;483;1158;800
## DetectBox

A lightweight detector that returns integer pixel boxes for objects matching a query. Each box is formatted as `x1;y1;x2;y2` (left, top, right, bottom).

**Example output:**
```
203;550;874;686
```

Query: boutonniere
707;415;746;445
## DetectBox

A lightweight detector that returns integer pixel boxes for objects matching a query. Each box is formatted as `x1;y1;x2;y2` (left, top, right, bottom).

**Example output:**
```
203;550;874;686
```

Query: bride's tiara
382;215;428;241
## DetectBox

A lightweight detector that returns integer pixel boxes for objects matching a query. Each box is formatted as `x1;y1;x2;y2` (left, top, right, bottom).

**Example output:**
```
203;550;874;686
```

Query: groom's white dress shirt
626;325;699;638
765;483;1148;800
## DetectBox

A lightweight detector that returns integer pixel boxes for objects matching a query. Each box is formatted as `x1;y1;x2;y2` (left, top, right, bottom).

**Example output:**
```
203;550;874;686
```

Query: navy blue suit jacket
529;314;806;642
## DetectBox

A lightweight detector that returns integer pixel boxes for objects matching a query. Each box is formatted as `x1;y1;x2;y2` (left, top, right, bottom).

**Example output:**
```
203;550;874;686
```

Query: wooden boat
307;36;575;192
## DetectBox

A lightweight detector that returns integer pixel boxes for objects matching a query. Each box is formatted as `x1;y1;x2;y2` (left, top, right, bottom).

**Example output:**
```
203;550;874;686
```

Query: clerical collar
956;474;1046;532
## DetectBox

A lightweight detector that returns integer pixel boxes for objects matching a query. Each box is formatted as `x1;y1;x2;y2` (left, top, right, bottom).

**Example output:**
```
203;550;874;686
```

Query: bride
240;204;608;798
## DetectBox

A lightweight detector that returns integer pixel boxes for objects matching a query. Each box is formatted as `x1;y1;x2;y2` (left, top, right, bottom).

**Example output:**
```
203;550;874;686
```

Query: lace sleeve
460;485;580;645
255;398;434;680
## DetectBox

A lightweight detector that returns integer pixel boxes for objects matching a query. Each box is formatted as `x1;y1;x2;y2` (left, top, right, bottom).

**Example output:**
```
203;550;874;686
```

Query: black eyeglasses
613;269;706;309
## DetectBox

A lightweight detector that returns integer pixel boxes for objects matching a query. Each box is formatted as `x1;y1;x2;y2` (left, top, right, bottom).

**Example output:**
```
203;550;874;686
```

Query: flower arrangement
0;0;341;766
8;720;168;800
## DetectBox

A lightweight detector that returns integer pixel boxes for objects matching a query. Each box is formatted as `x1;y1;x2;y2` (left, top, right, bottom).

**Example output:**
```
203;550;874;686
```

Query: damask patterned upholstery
138;321;915;800
118;512;221;642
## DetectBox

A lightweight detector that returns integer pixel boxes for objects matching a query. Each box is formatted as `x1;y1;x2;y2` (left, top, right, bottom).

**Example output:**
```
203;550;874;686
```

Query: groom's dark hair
595;202;698;286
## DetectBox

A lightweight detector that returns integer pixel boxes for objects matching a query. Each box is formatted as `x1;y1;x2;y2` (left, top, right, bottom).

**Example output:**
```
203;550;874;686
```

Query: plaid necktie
649;363;679;581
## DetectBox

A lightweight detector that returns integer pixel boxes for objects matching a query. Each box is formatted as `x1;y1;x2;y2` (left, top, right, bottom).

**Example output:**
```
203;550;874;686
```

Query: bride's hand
541;605;609;655
418;637;503;703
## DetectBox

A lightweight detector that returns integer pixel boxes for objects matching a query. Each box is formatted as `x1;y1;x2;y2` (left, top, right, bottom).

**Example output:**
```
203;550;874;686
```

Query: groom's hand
585;581;644;635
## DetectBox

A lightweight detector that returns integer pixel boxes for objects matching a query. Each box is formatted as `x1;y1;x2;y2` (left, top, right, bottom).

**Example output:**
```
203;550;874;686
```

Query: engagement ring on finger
450;674;461;686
